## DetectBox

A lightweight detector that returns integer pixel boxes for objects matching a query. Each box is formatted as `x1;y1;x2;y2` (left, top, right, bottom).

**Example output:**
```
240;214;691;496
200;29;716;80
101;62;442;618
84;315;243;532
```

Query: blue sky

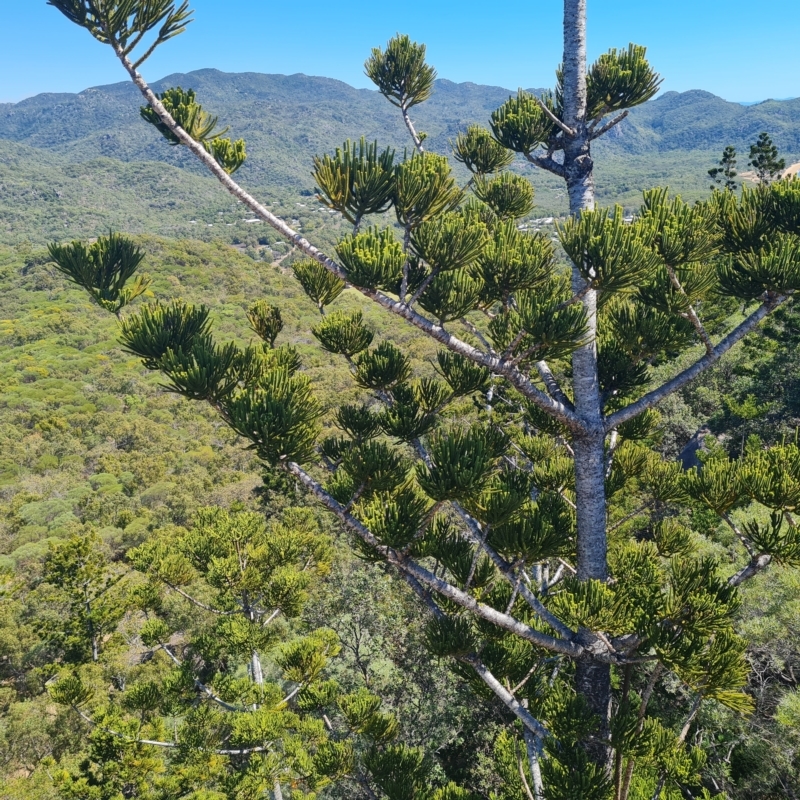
1;1;799;103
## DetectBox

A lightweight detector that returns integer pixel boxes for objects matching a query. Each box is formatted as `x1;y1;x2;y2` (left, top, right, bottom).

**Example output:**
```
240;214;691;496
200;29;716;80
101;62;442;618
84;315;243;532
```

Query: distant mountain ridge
3;69;800;179
1;69;799;245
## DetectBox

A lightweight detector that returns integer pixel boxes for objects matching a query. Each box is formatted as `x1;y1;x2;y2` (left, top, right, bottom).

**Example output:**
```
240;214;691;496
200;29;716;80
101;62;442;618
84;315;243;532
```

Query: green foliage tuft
313;137;396;225
490;90;558;156
365;34;436;110
336;226;405;290
293;258;346;311
585;43;662;119
49;232;151;314
452;125;514;176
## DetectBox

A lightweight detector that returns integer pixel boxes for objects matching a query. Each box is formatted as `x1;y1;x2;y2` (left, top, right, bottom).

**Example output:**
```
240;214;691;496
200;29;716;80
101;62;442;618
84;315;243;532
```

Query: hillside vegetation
2;70;799;245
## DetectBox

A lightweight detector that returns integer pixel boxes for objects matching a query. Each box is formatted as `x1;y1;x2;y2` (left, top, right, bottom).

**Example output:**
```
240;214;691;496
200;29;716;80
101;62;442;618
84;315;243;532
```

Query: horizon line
0;67;795;107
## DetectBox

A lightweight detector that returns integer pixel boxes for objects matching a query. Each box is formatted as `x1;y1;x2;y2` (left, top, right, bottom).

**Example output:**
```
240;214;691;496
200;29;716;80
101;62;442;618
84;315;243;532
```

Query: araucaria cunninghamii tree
46;0;800;797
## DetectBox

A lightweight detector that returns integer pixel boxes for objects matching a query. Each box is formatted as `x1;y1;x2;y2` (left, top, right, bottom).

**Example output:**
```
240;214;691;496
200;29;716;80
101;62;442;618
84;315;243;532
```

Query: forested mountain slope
0;237;438;569
1;70;799;244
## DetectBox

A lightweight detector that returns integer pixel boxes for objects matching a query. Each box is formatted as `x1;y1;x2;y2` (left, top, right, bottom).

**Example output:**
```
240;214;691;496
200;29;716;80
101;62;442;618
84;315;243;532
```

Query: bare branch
159;643;244;712
605;429;619;478
605;296;788;432
407;267;440;308
721;513;756;559
535;361;574;410
589;110;629;140
607;502;654;534
279;683;304;706
286;462;584;658
523;727;546;800
516;739;537;800
524;152;566;178
161;580;237;616
651;694;703;800
262;608;281;627
401;105;425;154
460;317;495;353
554;282;592;312
453;503;578;641
396;567;552;742
461;655;550;739
72;707;272;755
665;265;715;356
503;329;528;359
678;694;703;742
729;553;772;587
533;96;574;137
620;664;664;800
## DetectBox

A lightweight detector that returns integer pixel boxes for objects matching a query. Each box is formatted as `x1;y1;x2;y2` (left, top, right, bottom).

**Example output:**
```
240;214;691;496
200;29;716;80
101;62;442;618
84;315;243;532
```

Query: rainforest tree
46;0;800;798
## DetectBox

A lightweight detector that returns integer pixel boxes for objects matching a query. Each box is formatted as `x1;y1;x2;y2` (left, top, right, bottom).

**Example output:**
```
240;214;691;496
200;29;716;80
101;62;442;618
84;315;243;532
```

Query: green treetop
748;132;786;185
709;145;738;192
46;506;469;800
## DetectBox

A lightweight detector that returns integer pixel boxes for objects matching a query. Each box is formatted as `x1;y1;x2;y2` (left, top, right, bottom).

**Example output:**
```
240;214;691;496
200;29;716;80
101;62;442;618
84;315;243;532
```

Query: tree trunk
561;0;612;770
85;592;99;662
251;650;264;686
524;727;546;800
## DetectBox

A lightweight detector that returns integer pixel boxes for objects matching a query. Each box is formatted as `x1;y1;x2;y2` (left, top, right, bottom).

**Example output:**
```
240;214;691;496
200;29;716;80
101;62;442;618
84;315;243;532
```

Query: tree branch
605;296;787;432
589;110;628;140
461;655;550;739
395;568;552;742
516;739;537;800
665;265;715;356
452;503;579;642
608;501;654;533
459;317;495;353
620;664;664;800
729;553;772;586
535;360;574;410
651;694;703;800
159;643;244;712
721;512;756;559
72;706;272;755
407;267;440;308
523;727;546;800
401;105;425;154
285;461;585;658
161;580;237;615
533;96;574;137
555;281;592;311
525;152;566;178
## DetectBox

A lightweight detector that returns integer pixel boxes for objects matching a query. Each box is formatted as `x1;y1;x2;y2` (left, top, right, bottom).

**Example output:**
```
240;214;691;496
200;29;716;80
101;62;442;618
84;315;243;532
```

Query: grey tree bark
251;650;264;686
561;0;613;768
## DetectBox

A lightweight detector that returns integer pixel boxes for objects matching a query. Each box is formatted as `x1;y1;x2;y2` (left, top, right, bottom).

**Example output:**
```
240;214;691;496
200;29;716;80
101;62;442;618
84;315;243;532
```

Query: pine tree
748;131;786;184
47;1;800;797
709;145;738;191
35;531;128;664
46;506;458;799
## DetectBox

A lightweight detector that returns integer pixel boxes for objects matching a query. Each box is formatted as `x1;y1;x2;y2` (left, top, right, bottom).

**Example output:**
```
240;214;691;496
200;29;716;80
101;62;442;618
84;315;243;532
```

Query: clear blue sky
1;1;799;103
